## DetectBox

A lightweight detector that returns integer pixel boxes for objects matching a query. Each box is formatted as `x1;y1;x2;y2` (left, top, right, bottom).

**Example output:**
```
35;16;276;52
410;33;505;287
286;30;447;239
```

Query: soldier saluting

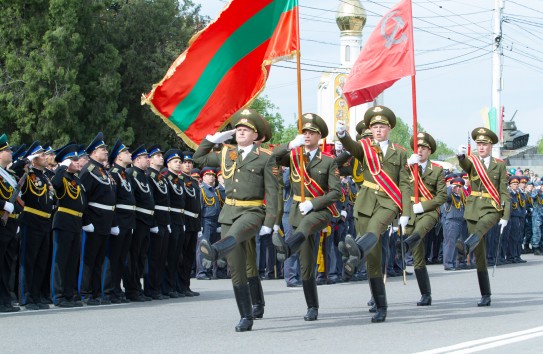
456;127;510;306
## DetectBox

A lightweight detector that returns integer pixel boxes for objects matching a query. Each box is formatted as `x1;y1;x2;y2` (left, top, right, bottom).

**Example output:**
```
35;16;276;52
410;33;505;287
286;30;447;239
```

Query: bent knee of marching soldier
474;213;501;237
227;214;264;240
411;245;426;269
297;212;329;236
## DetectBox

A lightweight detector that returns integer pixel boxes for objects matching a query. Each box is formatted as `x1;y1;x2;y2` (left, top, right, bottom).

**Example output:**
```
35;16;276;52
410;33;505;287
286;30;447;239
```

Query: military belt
88;202;115;211
116;204;136;211
155;205;170;212
293;195;314;202
362;180;384;192
136;207;154;215
224;198;264;207
8;213;19;219
410;197;428;202
57;207;83;218
170;207;184;214
471;191;493;199
183;210;199;218
23;206;51;219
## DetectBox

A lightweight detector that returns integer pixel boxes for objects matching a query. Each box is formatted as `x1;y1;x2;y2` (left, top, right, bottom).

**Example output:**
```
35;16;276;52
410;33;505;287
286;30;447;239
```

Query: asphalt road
3;254;543;354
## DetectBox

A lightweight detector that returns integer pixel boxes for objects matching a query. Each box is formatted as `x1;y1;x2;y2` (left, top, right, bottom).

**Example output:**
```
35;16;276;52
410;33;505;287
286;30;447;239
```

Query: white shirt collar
304;147;319;161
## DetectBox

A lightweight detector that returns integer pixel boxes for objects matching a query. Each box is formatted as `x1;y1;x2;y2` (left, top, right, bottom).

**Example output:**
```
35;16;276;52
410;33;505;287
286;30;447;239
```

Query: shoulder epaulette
132;171;138;178
431;162;442;168
260;148;272;155
321;151;333;158
111;167;119;174
393;143;406;151
87;164;95;172
494;158;504;162
224;144;235;150
167;174;173;181
150;171;156;179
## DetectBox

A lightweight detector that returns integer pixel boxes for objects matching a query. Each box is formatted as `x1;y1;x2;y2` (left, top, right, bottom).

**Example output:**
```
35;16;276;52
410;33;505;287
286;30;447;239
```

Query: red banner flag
143;0;299;148
343;0;415;107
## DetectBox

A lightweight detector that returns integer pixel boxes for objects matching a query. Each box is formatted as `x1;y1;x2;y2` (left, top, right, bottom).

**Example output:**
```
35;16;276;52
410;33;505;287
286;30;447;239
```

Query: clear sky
198;0;543;150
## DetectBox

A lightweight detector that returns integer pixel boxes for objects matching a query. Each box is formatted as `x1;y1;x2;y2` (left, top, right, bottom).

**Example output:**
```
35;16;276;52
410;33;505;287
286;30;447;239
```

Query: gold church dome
336;0;366;33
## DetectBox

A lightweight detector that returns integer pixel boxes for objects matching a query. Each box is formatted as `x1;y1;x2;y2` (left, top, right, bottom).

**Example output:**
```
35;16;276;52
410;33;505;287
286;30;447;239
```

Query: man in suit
193;108;277;332
336;105;411;323
400;133;447;306
456;127;510;306
271;113;341;321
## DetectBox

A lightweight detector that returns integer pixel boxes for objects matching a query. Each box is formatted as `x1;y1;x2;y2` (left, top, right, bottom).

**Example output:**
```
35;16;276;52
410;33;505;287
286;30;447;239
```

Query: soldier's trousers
282;213;301;286
443;219;462;269
197;217;220;277
19;224;50;305
163;222;183;295
406;213;438;269
466;212;501;271
145;225;169;296
524;214;533;245
531;211;543;247
0;220;17;306
507;216;523;260
176;230;197;292
102;228;132;299
123;221;150;297
51;229;80;304
78;230;108;299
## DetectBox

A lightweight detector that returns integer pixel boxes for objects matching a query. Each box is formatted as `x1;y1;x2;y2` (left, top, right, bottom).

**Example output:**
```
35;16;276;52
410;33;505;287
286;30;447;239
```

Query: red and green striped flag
143;0;299;148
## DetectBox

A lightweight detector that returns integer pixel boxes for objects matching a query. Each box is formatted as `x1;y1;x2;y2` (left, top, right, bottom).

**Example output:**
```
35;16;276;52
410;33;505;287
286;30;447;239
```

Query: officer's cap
43;142;55;155
23;141;45;159
12;144;27;161
231;108;264;141
201;167;216;177
108;139;130;165
355;120;367;135
471;127;499;145
164;149;183;164
54;143;79;163
509;176;520;184
445;173;458;183
450;177;465;187
182;151;194;162
0;134;10;151
78;144;88;158
519;176;529;183
301;113;328;139
131;145;148;160
147;144;162;157
363;105;396;129
410;132;437;154
86;132;107;155
191;168;201;178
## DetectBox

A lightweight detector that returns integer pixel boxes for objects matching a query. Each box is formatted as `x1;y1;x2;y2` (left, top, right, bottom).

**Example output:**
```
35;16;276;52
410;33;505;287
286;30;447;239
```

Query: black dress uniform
176;151;201;297
78;133;116;304
124;145;154;302
0;134;23;312
103;139;135;303
161;150;186;298
50;144;85;307
18;142;55;310
145;144;171;300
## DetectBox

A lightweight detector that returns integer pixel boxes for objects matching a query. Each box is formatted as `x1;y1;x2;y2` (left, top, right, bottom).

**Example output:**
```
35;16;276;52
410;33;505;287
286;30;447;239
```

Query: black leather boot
369;277;387;323
403;233;422;253
414;267;432;306
233;284;254;332
477;271;491;307
248;276;265;319
302;278;319;321
272;232;305;261
464;233;482;255
344;233;377;277
200;235;236;263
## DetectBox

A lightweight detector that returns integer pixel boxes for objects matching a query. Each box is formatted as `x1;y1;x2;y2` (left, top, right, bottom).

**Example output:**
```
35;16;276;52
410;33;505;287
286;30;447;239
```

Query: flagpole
296;3;305;202
408;0;420;204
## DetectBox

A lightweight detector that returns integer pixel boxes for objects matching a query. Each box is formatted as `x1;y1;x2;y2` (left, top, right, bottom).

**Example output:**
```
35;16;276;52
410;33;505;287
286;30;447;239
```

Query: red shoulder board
393;143;406;151
431;162;441;168
260;147;272;155
494;158;504;162
321;150;333;158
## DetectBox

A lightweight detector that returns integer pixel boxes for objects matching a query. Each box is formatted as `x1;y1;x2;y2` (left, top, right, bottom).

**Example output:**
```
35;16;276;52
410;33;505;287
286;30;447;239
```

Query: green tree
249;95;286;144
538;136;543;153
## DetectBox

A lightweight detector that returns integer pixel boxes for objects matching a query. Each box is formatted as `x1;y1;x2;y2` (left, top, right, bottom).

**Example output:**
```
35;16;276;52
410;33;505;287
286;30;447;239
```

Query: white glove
340;210;348;219
456;145;467;156
399;216;409;230
298;200;314;215
407;153;420;166
197;231;203;238
336;120;346;137
206;129;236;144
82;224;95;233
60;159;72;168
150;226;159;234
183;225;186;232
413;202;424;214
259;226;272;235
498;219;508;233
392;226;399;233
110;226;120;236
167;225;172;233
288;134;305;150
273;224;280;232
216;226;222;233
3;201;14;214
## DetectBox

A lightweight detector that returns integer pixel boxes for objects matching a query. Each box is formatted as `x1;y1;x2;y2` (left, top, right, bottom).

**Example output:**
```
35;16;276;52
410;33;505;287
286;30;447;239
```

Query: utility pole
492;0;504;158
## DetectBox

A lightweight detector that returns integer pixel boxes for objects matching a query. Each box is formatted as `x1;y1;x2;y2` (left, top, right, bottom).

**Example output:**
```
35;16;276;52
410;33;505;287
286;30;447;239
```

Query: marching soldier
145;145;171;300
78;133;117;305
336;106;411;323
18;141;55;310
50;144;85;307
124;145;154;302
401;133;447;306
103;139;135;303
0;134;23;312
272;113;341;321
456;127;510;306
177;151;201;297
193;108;277;332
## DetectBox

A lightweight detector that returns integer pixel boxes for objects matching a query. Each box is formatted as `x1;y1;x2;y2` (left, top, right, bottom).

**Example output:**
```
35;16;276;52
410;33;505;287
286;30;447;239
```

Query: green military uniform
338;105;410;323
402;132;447;306
272;113;341;321
193;108;278;332
457;127;510;307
